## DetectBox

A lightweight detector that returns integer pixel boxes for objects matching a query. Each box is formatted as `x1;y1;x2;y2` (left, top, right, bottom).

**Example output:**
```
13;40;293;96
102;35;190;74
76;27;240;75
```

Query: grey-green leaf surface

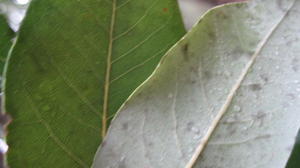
3;0;185;167
286;129;300;168
92;0;300;167
0;15;13;75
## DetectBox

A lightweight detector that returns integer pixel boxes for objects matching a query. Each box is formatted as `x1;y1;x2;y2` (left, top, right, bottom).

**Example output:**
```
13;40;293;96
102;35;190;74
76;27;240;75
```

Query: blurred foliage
0;14;14;74
0;0;29;31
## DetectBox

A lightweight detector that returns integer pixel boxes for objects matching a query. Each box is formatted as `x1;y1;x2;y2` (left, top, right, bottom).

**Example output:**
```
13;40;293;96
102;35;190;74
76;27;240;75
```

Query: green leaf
3;0;185;167
286;130;300;168
92;0;300;167
0;15;14;75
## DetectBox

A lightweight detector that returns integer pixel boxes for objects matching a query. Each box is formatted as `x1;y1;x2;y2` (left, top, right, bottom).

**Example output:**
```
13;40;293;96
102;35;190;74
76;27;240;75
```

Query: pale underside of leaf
92;0;300;167
186;1;297;166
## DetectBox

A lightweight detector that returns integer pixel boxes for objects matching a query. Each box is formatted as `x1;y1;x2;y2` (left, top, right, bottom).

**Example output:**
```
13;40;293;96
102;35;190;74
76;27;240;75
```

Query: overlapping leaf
3;0;185;167
92;0;300;167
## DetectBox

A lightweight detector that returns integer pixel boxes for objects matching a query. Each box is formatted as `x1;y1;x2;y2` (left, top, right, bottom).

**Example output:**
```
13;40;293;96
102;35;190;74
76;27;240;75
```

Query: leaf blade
4;0;185;167
93;0;300;167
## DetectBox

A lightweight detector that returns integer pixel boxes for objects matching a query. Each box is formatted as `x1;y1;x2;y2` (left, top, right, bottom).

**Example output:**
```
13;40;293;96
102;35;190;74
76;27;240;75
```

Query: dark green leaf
286;130;300;168
3;0;185;167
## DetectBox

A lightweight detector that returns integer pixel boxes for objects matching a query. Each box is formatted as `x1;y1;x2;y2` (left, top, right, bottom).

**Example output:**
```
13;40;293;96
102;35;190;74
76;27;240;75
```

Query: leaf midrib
102;0;117;138
185;1;296;167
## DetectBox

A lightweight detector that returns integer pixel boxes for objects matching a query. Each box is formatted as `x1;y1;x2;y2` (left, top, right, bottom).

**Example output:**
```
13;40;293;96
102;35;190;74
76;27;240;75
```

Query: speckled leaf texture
3;0;185;167
0;15;14;75
93;0;300;167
